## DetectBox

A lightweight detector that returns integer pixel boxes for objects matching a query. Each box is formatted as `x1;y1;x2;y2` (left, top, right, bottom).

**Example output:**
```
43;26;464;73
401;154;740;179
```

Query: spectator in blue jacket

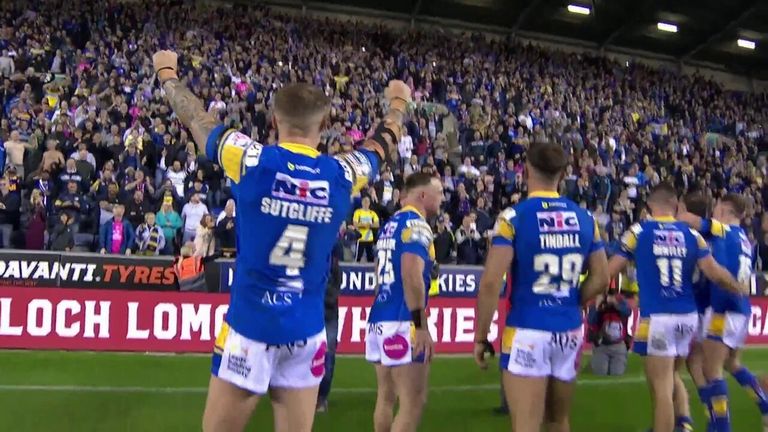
99;204;135;255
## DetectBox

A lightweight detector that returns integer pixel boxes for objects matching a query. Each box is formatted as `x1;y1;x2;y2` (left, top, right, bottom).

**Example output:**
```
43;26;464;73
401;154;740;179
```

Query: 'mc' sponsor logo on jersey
272;173;330;205
653;230;685;246
536;211;580;232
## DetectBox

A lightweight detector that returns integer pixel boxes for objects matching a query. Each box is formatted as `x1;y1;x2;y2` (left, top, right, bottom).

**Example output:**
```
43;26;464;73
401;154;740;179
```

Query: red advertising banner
1;287;767;354
0;287;507;354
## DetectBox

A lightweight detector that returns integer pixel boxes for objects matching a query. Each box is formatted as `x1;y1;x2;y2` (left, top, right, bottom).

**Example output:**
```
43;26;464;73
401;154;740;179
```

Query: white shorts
499;326;583;382
633;312;698;357
211;323;327;395
693;313;708;344
365;321;424;367
704;308;749;349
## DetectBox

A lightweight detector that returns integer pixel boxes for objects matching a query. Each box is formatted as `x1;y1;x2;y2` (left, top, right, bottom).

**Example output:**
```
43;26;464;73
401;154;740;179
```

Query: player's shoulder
398;211;433;247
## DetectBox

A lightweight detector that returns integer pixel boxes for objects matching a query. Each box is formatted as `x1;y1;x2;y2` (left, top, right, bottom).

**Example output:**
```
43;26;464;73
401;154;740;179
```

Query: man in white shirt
623;165;640;201
181;193;209;244
398;134;413;169
166;160;187;197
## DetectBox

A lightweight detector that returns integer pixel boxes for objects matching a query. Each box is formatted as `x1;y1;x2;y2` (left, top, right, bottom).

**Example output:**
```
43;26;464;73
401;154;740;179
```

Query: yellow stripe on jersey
694;230;709;249
621;230;638;253
502;327;516;354
593;218;602;242
708;313;726;337
495;218;515;241
279;142;320;158
214;322;230;353
709;219;727;238
635;319;649;342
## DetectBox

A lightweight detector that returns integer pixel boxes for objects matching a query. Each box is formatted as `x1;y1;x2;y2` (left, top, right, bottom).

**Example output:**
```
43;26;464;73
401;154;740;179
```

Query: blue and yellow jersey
368;206;435;323
492;191;604;332
617;217;710;317
206;125;379;344
700;219;752;315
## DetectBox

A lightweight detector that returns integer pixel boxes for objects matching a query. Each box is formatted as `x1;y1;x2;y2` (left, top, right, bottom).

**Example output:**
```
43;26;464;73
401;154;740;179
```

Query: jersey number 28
532;253;584;297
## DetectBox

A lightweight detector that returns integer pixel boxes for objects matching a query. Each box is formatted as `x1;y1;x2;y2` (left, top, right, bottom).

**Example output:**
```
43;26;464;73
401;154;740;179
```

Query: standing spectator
48;213;75;252
216;200;237;257
41;139;65;173
433;215;455;264
398;133;414;168
4;130;30;179
317;238;343;413
135;212;165;256
25;190;47;250
455;214;481;265
194;214;216;258
0;177;20;248
58;159;85;191
124;190;151;228
166;160;187;197
97;182;122;226
353;196;379;262
53;181;86;233
157;197;183;255
181;193;209;244
403;154;420;178
99;204;134;255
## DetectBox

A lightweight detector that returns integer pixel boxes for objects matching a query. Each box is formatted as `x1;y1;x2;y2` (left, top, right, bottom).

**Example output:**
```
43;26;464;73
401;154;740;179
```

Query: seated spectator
135;212;165;256
216;199;236;257
97;182;122;226
25;189;47;250
54;181;86;234
194;214;216;258
181;193;209;244
124;189;151;228
0;176;20;248
588;289;632;376
48;213;75;252
157;197;183;256
99;203;134;255
455;214;481;265
124;168;155;198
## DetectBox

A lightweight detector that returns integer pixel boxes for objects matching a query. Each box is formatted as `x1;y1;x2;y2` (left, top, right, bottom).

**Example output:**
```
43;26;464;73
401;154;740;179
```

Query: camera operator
588;287;631;376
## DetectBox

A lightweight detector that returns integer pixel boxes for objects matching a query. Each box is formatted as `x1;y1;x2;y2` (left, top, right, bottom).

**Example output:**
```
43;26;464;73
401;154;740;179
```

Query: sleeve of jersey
589;217;605;254
699;218;727;239
334;149;380;194
692;230;712;259
400;219;433;260
491;208;517;247
205;126;264;184
617;224;641;259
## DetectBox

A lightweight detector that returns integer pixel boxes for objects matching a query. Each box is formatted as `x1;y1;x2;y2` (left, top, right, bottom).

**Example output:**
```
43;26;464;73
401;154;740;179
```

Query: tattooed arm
161;79;221;153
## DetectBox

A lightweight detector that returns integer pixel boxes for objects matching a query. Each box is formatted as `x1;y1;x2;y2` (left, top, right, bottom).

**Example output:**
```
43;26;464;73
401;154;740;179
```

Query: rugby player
474;142;610;432
678;194;767;432
152;51;411;432
366;172;443;432
607;184;746;432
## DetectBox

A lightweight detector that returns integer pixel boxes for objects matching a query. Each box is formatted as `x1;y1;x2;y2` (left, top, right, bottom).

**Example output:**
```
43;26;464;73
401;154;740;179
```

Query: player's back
707;222;753;315
628;218;705;316
226;143;354;344
368;207;435;323
497;193;602;332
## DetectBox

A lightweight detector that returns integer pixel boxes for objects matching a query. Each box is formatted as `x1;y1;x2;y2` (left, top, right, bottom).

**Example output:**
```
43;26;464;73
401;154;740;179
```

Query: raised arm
153;51;221;153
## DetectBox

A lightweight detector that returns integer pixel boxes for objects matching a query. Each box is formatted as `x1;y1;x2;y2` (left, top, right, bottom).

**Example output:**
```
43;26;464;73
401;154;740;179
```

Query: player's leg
269;331;328;432
544;378;575;432
390;362;431;432
645;356;676;432
202;376;261;432
373;364;397;432
703;311;736;432
503;372;547;432
673;359;694;432
501;328;551;432
203;324;269;432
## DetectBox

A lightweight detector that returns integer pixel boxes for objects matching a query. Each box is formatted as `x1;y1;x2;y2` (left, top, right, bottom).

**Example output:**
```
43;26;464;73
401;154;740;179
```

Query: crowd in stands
0;0;767;267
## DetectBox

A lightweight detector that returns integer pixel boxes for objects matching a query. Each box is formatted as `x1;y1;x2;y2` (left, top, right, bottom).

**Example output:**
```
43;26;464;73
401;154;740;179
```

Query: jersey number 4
532;253;583;297
269;224;309;276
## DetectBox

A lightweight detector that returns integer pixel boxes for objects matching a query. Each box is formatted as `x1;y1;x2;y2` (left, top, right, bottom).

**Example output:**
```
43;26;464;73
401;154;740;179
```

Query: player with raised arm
151;51;411;432
474;142;610;432
678;194;768;432
365;172;443;432
607;184;747;432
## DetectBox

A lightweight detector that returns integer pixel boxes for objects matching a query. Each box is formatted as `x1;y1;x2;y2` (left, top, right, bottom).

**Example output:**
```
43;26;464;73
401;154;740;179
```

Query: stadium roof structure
263;0;768;80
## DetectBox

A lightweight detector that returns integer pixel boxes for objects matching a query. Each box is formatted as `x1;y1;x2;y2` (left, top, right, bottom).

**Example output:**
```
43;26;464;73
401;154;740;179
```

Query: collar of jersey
398;205;425;219
528;191;560;198
278;142;320;158
651;216;676;222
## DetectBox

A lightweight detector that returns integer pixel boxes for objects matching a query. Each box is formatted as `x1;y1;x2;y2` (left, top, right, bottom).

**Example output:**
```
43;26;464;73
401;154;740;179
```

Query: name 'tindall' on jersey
492;192;604;332
206;125;379;344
